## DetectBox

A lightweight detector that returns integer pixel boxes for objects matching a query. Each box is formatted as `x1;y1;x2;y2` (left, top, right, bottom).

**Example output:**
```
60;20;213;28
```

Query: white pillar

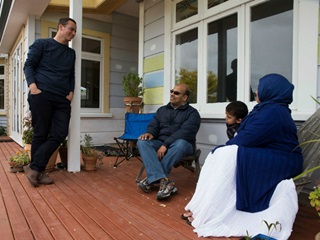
67;0;82;172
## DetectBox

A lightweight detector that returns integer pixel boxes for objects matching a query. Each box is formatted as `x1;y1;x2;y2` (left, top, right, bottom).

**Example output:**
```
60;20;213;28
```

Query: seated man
137;83;201;200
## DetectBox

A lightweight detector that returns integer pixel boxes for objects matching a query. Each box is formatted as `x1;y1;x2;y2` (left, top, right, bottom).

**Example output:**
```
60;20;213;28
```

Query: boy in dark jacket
225;101;248;139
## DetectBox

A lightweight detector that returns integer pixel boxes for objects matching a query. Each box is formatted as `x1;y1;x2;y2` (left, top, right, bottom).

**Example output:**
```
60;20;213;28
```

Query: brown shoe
23;165;39;187
38;172;53;185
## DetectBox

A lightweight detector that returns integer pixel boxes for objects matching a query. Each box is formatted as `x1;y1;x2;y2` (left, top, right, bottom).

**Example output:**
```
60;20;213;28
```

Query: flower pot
124;97;143;113
59;146;68;168
24;143;32;159
45;147;60;172
82;155;97;171
251;234;276;240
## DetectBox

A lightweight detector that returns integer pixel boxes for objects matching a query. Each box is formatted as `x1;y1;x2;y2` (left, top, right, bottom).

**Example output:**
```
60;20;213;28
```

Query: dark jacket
146;102;201;152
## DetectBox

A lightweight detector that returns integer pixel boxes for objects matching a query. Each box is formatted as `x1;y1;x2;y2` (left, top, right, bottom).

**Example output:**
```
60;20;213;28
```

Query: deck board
0;141;319;240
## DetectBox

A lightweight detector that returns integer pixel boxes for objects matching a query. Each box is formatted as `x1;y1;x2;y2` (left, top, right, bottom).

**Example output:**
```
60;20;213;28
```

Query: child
225;101;248;139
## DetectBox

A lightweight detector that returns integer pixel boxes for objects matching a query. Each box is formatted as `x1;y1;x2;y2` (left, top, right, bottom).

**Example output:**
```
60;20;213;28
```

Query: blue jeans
28;91;71;172
137;139;193;183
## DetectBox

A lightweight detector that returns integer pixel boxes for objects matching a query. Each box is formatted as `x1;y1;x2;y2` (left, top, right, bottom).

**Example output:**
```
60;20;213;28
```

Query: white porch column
67;0;82;172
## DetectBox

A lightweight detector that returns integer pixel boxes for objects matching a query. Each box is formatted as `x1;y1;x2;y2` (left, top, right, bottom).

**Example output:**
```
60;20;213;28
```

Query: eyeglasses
170;90;184;95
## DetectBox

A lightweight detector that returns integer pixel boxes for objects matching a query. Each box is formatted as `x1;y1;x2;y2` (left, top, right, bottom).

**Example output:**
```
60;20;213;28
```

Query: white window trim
0;64;5;113
165;0;319;121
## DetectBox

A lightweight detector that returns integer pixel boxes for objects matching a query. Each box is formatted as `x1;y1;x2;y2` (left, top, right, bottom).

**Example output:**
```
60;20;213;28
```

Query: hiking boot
23;165;40;187
156;178;178;200
138;177;153;193
38;172;54;185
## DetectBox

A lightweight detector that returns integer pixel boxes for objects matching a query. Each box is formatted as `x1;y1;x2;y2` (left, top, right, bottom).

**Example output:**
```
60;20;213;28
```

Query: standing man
23;18;77;187
137;83;201;200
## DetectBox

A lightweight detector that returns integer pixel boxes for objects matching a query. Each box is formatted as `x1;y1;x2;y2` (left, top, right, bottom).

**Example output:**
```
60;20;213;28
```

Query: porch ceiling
48;0;127;15
0;0;51;53
0;0;137;54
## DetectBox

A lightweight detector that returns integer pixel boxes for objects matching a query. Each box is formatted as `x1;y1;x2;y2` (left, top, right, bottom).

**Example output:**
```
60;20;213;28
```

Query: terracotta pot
59;147;68;168
82;155;97;171
24;144;32;159
123;97;143;113
45;147;60;172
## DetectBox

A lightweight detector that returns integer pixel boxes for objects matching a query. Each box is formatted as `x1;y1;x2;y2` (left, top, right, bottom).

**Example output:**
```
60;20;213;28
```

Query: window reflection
81;60;100;108
208;0;229;9
250;0;293;100
207;14;237;103
175;28;198;103
176;0;198;23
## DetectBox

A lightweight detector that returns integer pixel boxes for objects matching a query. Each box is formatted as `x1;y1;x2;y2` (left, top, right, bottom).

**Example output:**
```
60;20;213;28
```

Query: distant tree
176;68;218;103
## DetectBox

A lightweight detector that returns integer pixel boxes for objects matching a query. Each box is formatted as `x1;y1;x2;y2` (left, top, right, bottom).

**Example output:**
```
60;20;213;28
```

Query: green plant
80;134;104;163
22;115;33;144
9;151;30;166
61;138;68;147
122;72;143;97
0;126;7;136
262;220;282;237
309;184;320;217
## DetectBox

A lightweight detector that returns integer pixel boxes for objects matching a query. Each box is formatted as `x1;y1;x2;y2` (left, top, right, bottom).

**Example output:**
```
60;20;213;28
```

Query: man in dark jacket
23;18;77;187
137;83;201;200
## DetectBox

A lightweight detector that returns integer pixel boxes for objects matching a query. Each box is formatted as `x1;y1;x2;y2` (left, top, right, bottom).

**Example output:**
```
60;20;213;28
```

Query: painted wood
143;87;163;105
144;35;164;57
143;53;164;73
145;1;164;25
144;70;164;88
110;48;138;62
0;141;318;240
145;0;163;10
145;17;165;41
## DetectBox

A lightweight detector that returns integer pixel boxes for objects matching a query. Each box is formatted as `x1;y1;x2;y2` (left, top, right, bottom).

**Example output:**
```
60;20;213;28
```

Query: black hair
57;18;76;29
226;101;248;119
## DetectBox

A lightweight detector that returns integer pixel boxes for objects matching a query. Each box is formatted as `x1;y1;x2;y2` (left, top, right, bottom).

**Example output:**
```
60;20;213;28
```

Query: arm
24;39;44;88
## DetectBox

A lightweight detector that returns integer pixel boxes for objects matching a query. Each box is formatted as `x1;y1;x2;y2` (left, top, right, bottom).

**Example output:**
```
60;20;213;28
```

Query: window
169;0;314;117
175;28;198;103
250;0;293;94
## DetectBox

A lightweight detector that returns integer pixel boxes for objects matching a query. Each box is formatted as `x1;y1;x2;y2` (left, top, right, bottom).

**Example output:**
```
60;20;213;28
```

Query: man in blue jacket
137;83;201;200
23;18;77;187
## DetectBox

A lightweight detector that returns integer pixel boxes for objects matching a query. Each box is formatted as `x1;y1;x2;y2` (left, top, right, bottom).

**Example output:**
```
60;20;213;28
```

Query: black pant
28;91;71;172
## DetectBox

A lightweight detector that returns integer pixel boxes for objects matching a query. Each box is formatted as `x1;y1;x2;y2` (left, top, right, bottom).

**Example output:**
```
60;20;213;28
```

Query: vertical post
67;0;82;172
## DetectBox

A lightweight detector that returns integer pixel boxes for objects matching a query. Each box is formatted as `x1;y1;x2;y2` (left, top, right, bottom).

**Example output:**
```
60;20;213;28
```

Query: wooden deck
0;140;319;240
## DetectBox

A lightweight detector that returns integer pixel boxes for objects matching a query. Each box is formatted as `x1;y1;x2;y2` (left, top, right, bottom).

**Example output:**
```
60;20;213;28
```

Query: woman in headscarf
182;73;303;240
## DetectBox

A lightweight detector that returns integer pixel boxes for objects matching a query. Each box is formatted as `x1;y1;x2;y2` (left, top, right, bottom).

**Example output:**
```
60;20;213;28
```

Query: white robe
185;145;298;240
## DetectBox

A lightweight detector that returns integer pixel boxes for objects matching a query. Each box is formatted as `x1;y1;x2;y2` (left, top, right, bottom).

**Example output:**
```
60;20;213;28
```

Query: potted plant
22;115;33;157
122;72;144;113
80;134;104;171
309;184;320;216
8;151;31;172
58;138;68;169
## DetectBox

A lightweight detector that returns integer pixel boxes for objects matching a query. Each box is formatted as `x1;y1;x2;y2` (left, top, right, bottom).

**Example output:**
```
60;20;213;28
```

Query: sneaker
38;172;54;185
138;177;153;193
156;178;178;200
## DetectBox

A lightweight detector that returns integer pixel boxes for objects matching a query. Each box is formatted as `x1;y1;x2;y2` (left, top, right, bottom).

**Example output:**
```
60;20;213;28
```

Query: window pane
208;0;230;9
176;0;198;23
250;0;293;100
175;28;198;103
81;59;100;108
0;79;3;109
207;13;237;103
82;38;101;54
0;66;4;75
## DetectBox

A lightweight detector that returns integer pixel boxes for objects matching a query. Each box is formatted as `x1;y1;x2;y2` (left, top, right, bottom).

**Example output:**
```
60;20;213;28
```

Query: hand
139;133;153;140
157;145;167;160
66;91;74;101
29;83;42;95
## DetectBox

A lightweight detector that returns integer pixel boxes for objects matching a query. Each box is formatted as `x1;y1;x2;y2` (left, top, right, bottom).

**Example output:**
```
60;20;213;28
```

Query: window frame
164;0;318;120
0;64;5;113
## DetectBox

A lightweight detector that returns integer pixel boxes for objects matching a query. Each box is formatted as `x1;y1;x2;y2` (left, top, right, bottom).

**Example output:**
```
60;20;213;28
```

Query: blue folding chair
113;112;155;167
